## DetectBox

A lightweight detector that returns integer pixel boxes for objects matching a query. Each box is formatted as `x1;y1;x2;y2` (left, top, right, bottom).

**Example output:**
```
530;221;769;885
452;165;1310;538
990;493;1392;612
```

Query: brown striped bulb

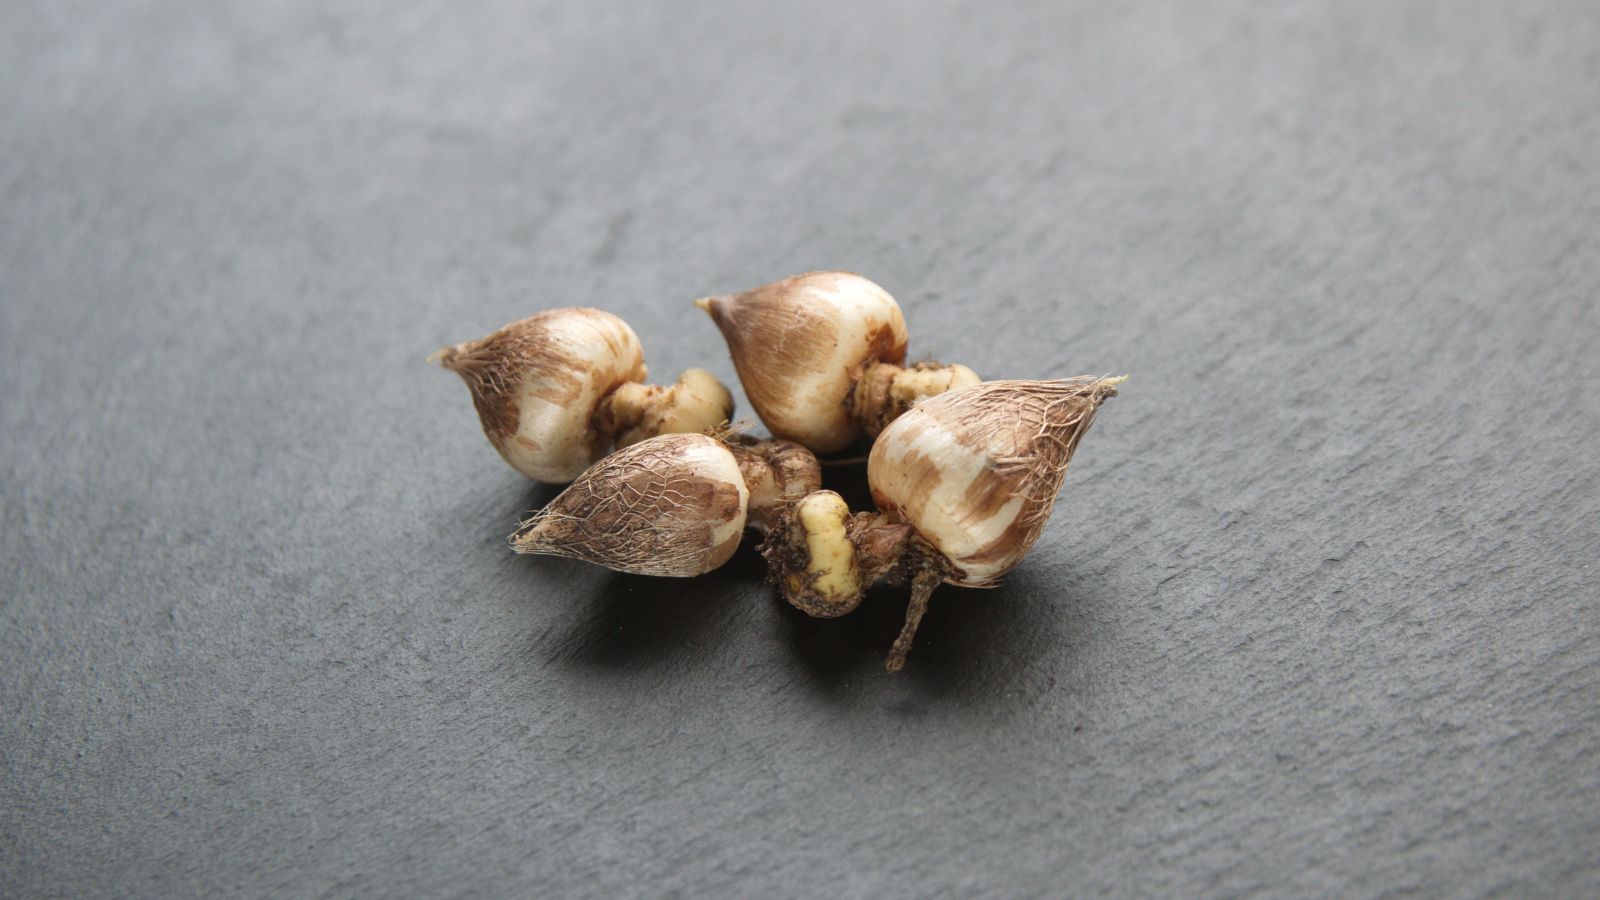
431;308;734;483
695;272;979;454
511;432;820;577
764;376;1124;670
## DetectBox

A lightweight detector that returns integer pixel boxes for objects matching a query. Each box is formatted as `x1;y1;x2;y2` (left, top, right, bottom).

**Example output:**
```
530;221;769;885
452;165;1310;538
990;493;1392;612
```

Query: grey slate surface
4;1;1599;896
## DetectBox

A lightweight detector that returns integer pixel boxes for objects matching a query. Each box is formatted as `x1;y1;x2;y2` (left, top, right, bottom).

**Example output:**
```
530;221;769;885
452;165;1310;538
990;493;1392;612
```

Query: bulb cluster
433;271;1123;671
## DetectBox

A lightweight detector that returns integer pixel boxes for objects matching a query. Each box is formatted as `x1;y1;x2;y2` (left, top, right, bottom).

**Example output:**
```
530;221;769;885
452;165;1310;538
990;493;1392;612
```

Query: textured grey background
3;1;1598;896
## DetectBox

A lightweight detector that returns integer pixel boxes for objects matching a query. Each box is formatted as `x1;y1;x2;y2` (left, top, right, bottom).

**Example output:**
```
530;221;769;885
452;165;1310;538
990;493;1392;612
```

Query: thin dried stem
886;566;943;672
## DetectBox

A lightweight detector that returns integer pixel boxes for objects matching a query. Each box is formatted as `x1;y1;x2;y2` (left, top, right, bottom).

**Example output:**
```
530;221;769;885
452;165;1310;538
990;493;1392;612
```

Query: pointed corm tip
427;344;460;369
695;294;740;323
508;516;550;554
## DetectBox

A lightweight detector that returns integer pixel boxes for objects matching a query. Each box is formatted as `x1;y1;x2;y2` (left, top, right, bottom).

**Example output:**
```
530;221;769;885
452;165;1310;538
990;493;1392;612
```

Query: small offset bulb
431;308;734;483
695;272;979;454
511;432;821;577
763;376;1124;670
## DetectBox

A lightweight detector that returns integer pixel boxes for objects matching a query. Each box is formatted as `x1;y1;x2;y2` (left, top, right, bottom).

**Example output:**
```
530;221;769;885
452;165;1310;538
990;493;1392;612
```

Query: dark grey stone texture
4;1;1598;896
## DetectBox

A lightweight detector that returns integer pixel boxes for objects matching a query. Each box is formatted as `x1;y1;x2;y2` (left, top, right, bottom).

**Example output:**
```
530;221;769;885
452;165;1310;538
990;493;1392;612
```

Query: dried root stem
886;566;944;673
764;488;949;671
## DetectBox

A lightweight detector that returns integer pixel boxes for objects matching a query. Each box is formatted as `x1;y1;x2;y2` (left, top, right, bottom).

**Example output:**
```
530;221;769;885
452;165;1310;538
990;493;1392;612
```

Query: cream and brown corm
432;308;733;482
696;272;979;455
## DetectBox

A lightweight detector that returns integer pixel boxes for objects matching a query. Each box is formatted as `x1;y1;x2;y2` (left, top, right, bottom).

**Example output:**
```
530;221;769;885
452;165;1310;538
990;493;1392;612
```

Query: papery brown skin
434;308;647;483
510;433;749;577
510;432;823;578
763;376;1123;670
869;377;1122;586
697;272;908;454
434;309;735;483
